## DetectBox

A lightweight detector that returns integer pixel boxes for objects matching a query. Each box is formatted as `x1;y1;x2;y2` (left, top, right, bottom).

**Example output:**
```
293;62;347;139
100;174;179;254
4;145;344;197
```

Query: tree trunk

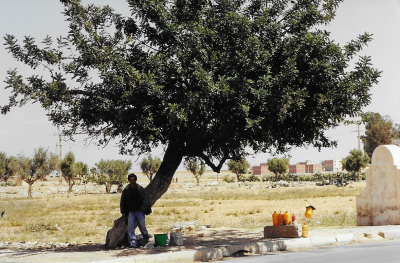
105;183;112;193
68;179;75;193
28;182;33;198
146;140;183;205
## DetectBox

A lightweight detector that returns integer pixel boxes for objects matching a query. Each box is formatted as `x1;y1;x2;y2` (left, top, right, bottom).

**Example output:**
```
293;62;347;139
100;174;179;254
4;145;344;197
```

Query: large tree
1;0;380;205
361;112;398;158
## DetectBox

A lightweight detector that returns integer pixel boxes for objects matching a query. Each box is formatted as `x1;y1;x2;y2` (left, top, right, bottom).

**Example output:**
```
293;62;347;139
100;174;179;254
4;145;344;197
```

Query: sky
0;0;399;172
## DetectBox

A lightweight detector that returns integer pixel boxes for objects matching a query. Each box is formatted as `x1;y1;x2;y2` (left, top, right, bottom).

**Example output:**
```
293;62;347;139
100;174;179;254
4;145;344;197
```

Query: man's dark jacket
120;183;152;215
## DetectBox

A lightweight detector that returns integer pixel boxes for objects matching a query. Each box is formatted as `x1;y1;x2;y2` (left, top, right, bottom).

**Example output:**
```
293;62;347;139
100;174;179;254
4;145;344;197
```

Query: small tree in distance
17;147;58;198
227;159;250;182
361;112;398;159
75;161;88;193
0;152;18;184
342;149;370;181
60;151;77;194
96;159;132;193
140;155;161;182
186;157;205;186
267;157;290;181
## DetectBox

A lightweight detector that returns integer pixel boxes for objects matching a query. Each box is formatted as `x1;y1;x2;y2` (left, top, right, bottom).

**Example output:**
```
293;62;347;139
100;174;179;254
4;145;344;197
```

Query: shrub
245;175;260;182
222;175;235;183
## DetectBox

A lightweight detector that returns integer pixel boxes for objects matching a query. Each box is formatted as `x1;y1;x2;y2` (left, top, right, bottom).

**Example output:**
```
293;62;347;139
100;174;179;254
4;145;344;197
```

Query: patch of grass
309;212;356;227
0;180;365;244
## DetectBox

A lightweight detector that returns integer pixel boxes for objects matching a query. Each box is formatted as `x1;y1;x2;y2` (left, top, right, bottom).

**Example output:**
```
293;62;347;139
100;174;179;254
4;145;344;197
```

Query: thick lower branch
198;153;228;173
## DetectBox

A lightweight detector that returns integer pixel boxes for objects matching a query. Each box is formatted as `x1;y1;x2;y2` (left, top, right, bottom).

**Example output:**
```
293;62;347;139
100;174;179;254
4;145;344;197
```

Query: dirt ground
0;172;377;262
2;224;399;263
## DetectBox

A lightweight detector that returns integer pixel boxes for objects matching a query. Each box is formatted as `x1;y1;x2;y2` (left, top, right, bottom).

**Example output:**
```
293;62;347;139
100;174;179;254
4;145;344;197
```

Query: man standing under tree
120;173;151;248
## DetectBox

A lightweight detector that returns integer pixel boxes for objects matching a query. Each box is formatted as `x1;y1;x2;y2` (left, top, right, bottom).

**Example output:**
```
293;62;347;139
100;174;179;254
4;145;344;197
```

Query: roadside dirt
1;225;399;262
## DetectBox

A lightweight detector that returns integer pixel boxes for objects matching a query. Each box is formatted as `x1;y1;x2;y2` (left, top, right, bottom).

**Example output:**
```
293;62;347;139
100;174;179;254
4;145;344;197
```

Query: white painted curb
310;236;337;246
283;238;313;250
335;233;354;244
95;234;357;263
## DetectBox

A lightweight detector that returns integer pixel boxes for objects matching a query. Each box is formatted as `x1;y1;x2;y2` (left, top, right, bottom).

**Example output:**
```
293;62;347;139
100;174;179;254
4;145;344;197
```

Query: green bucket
154;234;167;247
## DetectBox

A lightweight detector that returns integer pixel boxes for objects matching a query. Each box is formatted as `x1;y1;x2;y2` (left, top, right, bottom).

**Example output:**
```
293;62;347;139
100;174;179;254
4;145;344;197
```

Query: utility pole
54;133;63;185
357;123;360;150
351;121;363;151
351;122;365;181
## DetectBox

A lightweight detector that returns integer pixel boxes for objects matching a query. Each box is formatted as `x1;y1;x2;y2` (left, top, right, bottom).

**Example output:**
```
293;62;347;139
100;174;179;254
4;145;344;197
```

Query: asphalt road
216;240;400;263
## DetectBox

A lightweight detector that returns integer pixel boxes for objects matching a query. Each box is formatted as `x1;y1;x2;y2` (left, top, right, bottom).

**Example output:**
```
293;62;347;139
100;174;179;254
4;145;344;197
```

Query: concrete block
283;238;312;250
264;225;302;238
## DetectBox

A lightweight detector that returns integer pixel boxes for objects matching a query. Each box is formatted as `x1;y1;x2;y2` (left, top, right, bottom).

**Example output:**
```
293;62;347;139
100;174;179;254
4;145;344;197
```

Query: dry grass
0;172;366;244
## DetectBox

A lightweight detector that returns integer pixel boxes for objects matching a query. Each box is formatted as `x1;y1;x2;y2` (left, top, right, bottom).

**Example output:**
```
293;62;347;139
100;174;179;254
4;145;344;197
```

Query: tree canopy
267;157;289;181
0;152;18;183
95;159;132;193
186;157;206;185
361;112;398;158
18;147;58;197
60;151;77;193
1;0;380;204
341;149;369;181
140;155;162;182
227;158;250;182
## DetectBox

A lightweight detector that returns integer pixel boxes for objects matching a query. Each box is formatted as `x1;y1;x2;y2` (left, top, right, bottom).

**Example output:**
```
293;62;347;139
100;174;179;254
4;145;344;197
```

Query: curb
95;234;355;263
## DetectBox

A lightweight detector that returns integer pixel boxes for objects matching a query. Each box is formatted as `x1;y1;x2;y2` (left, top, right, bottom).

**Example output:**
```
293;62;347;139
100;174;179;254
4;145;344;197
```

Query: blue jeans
127;210;149;247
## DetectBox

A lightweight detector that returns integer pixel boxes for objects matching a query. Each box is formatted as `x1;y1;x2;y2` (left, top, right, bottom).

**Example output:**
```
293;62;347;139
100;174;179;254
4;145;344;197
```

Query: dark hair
127;173;137;181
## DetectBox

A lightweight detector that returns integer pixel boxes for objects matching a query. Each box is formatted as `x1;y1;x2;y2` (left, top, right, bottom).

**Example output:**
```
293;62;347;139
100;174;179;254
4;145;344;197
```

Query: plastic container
292;213;297;226
302;225;309;238
305;206;315;218
284;211;292;225
278;211;284;225
154;234;167;247
272;211;279;226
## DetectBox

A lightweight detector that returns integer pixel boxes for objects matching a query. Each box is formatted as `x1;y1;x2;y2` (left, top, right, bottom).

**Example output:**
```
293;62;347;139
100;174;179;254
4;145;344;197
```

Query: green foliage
1;0;381;203
267;157;289;181
60;151;77;193
140;155;162;182
342;149;370;181
222;175;235;183
227;159;250;182
17;147;58;197
75;161;89;184
185;157;205;186
95;159;132;193
0;152;18;183
361;112;398;158
245;174;261;182
261;171;357;183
